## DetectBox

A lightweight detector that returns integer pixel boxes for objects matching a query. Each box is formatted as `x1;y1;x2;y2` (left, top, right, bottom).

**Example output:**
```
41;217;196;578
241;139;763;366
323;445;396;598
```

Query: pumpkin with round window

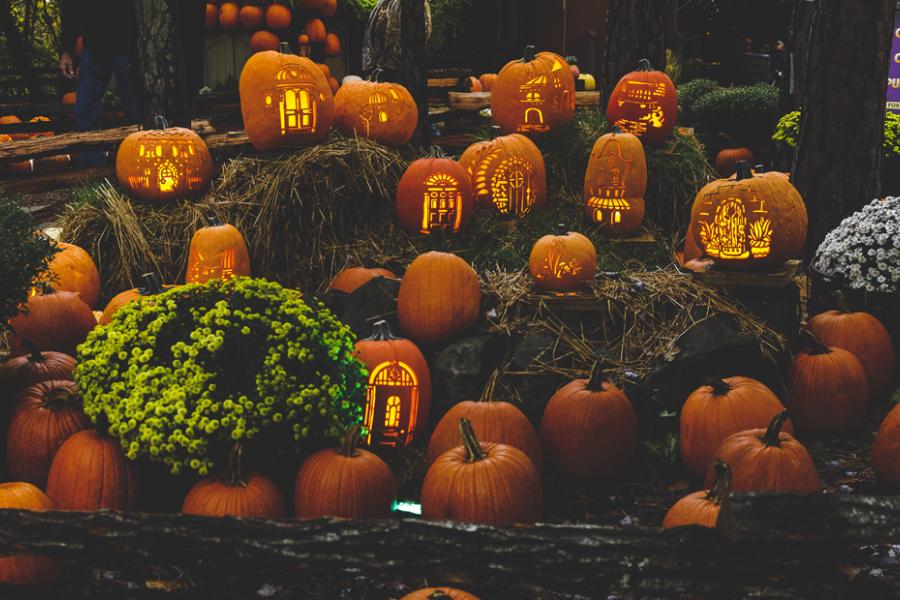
606;59;677;145
333;75;418;147
396;156;474;236
583;128;646;235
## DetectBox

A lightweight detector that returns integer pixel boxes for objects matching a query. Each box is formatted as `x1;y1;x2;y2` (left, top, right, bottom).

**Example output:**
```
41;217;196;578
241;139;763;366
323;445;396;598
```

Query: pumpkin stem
522;45;536;62
278;41;292;55
225;441;246;487
44;385;76;408
734;160;753;181
705;378;732;396
833;290;851;314
427;592;454;600
459;417;486;463
138;272;165;296
153;115;169;130
705;460;732;506
761;410;790;448
637;58;654;71
339;424;362;458
754;163;766;173
207;214;224;227
586;361;608;392
364;319;401;342
369;68;384;83
427;145;447;159
489;125;502;140
554;222;568;236
23;340;45;363
798;328;831;356
610;125;622;135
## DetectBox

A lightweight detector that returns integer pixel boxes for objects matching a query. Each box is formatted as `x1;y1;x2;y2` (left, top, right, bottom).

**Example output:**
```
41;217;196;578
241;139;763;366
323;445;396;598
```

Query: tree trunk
400;0;428;143
785;0;814;110
133;0;204;128
791;0;894;258
602;0;666;99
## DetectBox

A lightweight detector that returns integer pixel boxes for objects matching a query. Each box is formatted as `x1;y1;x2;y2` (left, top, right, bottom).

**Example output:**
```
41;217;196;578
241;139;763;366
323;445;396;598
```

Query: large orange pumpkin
185;220;251;284
45;429;137;510
872;403;900;488
0;483;58;586
293;424;396;518
459;126;546;216
689;161;807;269
491;46;575;138
99;273;174;325
679;376;792;479
397;251;481;346
715;147;755;177
539;363;637;483
265;3;292;29
7;291;96;358
606;59;677;145
422;418;543;525
396;157;474;236
705;410;820;493
239;45;334;151
116;116;214;202
663;460;731;529
333;77;418;147
0;344;75;396
583;128;647;235
328;266;397;294
239;4;265;29
6;380;90;487
401;588;480;600
528;225;597;292
42;240;100;308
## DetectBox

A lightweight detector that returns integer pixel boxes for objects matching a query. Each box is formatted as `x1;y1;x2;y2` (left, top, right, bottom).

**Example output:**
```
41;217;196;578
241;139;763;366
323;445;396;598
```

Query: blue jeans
75;49;139;167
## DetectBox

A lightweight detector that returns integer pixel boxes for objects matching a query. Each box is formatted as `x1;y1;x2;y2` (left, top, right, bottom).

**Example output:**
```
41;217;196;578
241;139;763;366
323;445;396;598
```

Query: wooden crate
684;259;803;289
447;90;601;111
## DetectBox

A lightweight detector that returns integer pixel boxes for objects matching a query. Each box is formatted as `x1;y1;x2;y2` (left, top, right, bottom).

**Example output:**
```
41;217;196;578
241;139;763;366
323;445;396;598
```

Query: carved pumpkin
539;363;637;483
606;59;677;145
459;126;546;216
265;3;292;29
0;344;76;396
240;44;334;151
116;116;214;202
45;429;137;510
43;241;101;308
397;251;481;346
583;128;647;235
705;411;820;493
663;461;731;529
787;330;869;437
7;380;91;487
239;4;264;29
679;376;792;479
478;73;497;92
186;220;251;284
422;418;543;525
182;444;285;517
689;161;807;269
528;225;597;292
294;424;396;518
218;2;241;30
333;76;418;147
251;30;281;53
354;320;431;448
491;46;575;139
99;273;174;325
324;33;341;57
427;397;542;473
715;147;755;177
401;588;480;600
7;291;96;358
806;302;896;398
0;483;58;586
328;266;396;294
205;3;218;29
872;403;900;488
396;156;474;236
304;18;327;43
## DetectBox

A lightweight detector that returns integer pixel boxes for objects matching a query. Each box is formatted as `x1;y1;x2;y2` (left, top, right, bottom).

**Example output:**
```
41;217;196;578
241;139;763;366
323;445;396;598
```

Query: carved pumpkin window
186;220;252;284
583;128;647;235
333;73;418;148
606;59;678;146
396;155;474;236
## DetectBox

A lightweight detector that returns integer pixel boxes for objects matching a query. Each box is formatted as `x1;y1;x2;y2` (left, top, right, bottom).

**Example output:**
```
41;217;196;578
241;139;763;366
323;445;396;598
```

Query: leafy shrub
76;277;367;475
775;110;900;159
689;84;781;143
0;197;57;332
677;77;718;123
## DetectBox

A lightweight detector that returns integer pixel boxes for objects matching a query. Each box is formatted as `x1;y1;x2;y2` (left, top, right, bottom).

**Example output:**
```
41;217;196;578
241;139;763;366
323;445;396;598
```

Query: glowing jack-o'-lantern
459;126;546;217
333;72;418;147
606;59;677;146
583;128;647;235
689;161;807;270
239;42;334;152
186;219;252;284
529;225;597;292
115;116;214;202
396;155;474;236
354;320;432;448
491;45;575;139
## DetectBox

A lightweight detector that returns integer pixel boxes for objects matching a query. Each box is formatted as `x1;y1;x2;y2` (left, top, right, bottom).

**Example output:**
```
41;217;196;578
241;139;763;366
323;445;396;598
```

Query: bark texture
602;0;667;97
791;0;895;257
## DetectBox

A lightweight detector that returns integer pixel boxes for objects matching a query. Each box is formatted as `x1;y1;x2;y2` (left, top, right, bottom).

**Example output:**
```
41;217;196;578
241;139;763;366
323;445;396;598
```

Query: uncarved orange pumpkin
583;128;647;235
265;3;292;29
715;147;755;177
464;76;482;92
218;2;241;30
333;77;418;147
606;59;677;145
99;273;174;325
251;30;280;53
529;226;597;292
239;4;265;29
321;0;338;17
43;241;100;308
663;460;731;529
305;18;327;43
45;429;137;510
185;220;251;284
205;3;218;29
872;403;900;488
324;33;341;57
396;157;474;236
7;291;96;359
0;482;58;586
478;73;497;92
0;344;76;395
328;266;397;294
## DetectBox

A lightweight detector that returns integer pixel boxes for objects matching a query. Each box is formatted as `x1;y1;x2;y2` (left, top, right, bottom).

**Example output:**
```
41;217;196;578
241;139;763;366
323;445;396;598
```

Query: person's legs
111;56;140;122
75;49;112;167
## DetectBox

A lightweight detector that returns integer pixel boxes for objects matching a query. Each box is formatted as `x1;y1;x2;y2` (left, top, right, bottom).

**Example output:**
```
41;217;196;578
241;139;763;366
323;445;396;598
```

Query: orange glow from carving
266;65;319;136
420;173;463;234
128;138;207;194
364;361;420;447
611;79;669;136
533;239;583;281
513;61;571;133
697;192;773;261
187;248;237;283
489;156;535;217
587;138;635;225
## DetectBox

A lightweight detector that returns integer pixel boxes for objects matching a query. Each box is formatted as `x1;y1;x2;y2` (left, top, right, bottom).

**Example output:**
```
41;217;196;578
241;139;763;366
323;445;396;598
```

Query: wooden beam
0;166;114;197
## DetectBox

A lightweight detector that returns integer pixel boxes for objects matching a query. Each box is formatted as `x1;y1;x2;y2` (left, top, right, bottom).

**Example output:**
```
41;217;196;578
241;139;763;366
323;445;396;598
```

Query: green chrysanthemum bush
75;277;366;476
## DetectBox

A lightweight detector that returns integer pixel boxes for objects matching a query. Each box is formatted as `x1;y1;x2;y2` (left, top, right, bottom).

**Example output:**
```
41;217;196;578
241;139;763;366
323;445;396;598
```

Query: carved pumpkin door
365;361;420;447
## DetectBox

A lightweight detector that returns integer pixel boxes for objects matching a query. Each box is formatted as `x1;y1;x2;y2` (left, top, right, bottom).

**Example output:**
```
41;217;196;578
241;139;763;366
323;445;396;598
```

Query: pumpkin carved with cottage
396;156;474;236
333;75;418;147
583;128;647;235
186;220;251;284
606;59;677;145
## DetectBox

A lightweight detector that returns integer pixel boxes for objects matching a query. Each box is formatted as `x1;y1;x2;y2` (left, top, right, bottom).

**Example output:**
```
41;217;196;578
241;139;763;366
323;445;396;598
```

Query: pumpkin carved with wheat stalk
529;225;597;292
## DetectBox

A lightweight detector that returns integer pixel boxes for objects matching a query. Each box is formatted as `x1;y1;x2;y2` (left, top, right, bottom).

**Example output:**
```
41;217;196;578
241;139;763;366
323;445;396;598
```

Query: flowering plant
812;197;900;294
774;111;900;159
75;277;366;475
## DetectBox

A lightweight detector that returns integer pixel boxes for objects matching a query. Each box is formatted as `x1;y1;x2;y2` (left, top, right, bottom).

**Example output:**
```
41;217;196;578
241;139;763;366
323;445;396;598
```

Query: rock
323;276;401;340
432;335;506;415
508;333;567;422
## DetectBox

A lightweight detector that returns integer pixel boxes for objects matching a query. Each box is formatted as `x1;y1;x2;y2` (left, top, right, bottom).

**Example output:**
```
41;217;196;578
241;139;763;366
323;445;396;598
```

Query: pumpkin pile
0;114;70;177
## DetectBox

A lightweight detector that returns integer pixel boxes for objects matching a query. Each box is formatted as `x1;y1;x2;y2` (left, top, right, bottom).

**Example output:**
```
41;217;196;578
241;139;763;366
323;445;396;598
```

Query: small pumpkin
45;428;137;510
705;410;820;493
239;4;265;29
333;74;418;147
491;45;575;138
61;92;76;105
218;2;241;30
539;362;637;483
265;3;293;29
401;588;480;600
806;298;896;398
397;251;481;346
715;147;755;177
324;32;341;57
529;224;597;292
42;240;100;308
0;483;58;586
297;33;310;47
578;72;596;91
422;418;543;525
787;329;869;437
305;18;327;43
0;343;76;396
872;403;900;488
294;424;396;518
116;115;214;202
583;128;647;235
663;460;731;529
679;376;792;479
606;59;677;145
186;219;251;284
463;76;482;92
99;273;174;325
7;291;96;358
478;73;497;92
328;266;396;294
396;155;474;236
251;30;281;53
204;3;218;29
327;76;339;94
7;380;91;487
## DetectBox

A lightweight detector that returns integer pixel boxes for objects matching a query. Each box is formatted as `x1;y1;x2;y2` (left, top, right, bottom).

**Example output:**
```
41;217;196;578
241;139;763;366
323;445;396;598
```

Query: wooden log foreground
0;494;897;598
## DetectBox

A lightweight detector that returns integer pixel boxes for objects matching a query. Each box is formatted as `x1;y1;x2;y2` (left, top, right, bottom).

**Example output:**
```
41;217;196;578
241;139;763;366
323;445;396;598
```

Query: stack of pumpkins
0;115;71;176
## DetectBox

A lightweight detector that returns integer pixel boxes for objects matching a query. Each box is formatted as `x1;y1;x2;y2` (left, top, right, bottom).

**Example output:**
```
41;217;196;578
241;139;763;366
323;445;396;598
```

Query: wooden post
602;0;666;92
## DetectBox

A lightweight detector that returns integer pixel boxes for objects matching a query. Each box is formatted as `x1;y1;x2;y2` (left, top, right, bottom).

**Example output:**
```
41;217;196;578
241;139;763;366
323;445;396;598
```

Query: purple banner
889;11;900;113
